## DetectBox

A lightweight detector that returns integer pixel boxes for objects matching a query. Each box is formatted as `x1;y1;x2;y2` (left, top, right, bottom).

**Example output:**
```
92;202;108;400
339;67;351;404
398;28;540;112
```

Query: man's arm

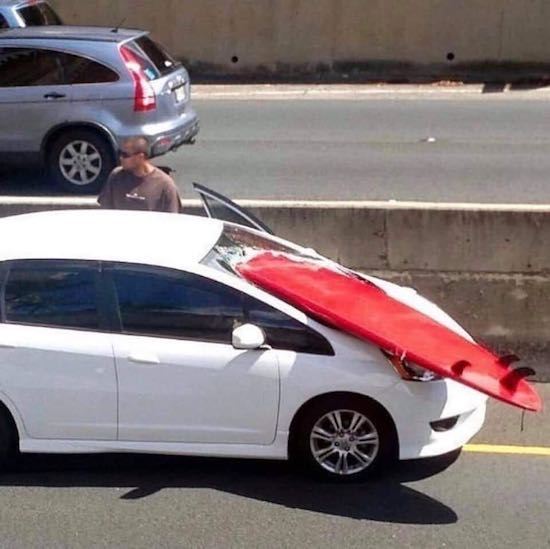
161;177;184;213
97;169;121;208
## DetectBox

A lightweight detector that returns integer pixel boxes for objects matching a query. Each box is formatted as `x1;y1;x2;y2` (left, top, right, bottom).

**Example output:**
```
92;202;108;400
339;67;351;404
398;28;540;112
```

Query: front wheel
291;396;397;482
47;129;115;194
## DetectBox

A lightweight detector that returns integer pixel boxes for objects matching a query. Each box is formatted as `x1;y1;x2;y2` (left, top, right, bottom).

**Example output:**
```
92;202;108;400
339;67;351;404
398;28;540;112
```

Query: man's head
118;137;151;173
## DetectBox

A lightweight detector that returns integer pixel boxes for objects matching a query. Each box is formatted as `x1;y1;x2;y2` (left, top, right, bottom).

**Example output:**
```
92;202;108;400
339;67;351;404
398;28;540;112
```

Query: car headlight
381;350;442;382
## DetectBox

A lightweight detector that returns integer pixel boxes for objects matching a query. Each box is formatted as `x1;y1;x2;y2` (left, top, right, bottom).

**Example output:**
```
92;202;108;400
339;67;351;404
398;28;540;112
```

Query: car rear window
17;2;62;26
130;35;180;78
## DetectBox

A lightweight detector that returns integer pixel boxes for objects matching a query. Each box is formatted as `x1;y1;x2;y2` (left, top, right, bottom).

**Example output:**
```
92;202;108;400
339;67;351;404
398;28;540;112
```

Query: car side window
0;15;8;29
3;260;100;331
109;266;244;343
244;296;334;356
0;47;64;87
17;3;63;26
59;53;119;85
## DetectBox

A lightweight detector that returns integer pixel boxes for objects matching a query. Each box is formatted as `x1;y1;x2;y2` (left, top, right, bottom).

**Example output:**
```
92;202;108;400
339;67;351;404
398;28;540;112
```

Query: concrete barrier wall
50;0;550;74
3;199;549;377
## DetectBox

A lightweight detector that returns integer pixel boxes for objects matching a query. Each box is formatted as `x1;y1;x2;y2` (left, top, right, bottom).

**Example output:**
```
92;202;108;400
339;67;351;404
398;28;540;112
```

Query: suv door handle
44;92;66;99
127;352;160;365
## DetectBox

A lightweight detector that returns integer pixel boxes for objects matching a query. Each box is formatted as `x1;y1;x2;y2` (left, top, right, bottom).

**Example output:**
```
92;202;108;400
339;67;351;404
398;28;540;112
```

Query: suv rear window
17;2;62;26
132;36;180;78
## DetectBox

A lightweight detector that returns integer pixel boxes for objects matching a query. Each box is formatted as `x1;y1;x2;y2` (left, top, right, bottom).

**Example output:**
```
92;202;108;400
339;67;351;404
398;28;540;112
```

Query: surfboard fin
500;366;536;391
451;360;471;376
497;354;521;367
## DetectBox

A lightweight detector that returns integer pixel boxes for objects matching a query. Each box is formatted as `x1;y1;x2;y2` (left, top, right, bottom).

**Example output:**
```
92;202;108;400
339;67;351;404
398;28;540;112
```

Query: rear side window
110;266;244;343
17;3;62;26
131;36;180;78
0;48;118;87
0;14;8;29
3;261;100;330
60;53;119;84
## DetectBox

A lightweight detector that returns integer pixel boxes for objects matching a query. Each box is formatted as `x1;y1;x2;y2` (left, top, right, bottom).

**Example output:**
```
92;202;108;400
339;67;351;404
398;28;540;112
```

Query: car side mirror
232;324;267;350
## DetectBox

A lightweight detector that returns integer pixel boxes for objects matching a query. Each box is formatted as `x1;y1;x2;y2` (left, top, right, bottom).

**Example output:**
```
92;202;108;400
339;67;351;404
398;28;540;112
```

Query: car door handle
43;92;66;99
127;353;160;365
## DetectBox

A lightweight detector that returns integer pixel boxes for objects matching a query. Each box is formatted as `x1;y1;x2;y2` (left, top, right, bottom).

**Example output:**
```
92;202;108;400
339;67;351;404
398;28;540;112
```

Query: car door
193;183;274;235
0;260;117;440
105;262;280;445
0;46;73;154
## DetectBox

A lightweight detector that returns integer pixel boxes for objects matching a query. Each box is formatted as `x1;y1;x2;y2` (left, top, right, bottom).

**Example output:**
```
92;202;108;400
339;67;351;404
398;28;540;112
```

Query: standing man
98;137;183;213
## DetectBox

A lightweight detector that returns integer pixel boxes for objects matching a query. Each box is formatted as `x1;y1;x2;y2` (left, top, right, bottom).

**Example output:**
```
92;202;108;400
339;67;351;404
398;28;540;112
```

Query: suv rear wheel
47;129;115;194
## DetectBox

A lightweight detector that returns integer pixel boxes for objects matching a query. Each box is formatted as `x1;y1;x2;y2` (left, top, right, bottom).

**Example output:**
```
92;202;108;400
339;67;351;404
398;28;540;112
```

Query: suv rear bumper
149;108;200;157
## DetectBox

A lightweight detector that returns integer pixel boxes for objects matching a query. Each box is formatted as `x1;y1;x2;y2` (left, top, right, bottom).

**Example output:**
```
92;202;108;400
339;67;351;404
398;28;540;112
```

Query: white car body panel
112;333;280;444
0;210;488;463
0;323;117;440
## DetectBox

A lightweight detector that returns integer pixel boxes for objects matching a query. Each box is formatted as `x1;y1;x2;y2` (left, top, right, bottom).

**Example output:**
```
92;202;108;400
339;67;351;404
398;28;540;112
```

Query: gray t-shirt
98;167;183;213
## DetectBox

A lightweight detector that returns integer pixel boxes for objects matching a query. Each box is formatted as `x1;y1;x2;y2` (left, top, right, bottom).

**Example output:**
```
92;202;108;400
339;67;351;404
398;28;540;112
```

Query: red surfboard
237;252;542;412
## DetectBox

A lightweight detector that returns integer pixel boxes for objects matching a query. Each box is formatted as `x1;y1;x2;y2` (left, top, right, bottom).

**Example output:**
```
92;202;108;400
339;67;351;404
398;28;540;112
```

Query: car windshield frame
201;223;323;278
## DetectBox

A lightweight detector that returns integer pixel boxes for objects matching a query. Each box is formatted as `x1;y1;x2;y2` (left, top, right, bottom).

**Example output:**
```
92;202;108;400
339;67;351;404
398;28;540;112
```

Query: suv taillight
120;45;156;112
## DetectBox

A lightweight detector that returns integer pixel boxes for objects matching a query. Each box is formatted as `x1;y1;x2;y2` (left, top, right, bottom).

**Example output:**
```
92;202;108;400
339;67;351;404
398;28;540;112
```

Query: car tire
47;129;115;194
0;409;17;471
291;395;397;482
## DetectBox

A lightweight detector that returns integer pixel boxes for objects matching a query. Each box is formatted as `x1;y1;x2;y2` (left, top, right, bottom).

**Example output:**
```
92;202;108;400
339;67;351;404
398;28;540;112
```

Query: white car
0;187;487;481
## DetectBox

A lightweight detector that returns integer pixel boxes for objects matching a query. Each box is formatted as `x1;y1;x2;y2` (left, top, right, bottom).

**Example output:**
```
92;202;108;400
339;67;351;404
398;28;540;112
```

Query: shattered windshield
202;224;322;277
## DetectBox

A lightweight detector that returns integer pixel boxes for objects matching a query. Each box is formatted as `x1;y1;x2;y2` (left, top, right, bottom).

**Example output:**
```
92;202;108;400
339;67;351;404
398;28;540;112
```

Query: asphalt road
4;94;550;202
0;384;548;548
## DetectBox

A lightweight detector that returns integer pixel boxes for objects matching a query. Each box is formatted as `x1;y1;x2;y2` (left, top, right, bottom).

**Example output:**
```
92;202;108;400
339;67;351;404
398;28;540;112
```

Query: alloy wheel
309;409;380;475
58;140;103;186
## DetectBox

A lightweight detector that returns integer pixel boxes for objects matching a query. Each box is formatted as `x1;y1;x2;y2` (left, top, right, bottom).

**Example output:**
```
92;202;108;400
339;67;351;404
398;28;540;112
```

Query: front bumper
379;378;488;460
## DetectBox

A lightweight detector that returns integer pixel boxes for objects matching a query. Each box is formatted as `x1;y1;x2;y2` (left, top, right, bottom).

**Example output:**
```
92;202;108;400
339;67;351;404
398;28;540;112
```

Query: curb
192;83;550;100
2;197;550;211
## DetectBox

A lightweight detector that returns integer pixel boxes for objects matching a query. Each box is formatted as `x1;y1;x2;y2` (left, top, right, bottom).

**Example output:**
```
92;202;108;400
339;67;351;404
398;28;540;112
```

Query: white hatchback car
0;195;487;481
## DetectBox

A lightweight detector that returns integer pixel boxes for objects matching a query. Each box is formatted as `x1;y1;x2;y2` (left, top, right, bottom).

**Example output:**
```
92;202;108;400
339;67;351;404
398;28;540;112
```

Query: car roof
0;210;224;268
0;25;146;43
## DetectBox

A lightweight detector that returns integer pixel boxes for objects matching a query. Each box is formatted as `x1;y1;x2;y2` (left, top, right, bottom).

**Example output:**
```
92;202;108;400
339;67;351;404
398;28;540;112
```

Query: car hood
236;251;542;412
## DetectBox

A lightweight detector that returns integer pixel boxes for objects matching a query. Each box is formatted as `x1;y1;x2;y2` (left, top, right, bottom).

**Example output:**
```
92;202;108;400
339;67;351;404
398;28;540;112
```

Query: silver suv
0;0;62;28
0;26;199;192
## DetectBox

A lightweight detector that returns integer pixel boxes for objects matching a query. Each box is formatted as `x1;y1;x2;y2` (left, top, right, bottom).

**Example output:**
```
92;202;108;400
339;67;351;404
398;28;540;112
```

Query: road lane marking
464;444;550;456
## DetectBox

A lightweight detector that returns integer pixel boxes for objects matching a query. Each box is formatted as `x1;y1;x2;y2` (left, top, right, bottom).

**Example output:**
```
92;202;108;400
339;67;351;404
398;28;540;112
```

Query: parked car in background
0;26;199;193
0;0;62;28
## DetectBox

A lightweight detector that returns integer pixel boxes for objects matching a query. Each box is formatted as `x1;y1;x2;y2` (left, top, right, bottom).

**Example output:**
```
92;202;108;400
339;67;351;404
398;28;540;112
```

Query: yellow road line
464;444;550;456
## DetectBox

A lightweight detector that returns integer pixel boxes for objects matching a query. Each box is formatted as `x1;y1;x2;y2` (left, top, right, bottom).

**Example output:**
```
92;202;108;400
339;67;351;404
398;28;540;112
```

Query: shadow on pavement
0;451;460;524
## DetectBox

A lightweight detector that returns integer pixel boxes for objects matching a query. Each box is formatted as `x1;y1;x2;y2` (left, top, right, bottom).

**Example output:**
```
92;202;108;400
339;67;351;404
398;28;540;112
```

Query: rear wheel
47;129;115;194
0;410;17;471
291;396;397;482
